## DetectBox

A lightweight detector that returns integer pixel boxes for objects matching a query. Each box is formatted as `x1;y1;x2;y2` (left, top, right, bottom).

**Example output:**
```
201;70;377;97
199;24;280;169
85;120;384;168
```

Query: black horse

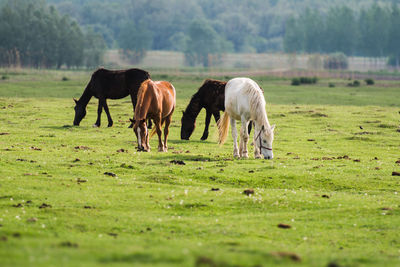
73;68;150;127
181;79;226;140
181;79;253;140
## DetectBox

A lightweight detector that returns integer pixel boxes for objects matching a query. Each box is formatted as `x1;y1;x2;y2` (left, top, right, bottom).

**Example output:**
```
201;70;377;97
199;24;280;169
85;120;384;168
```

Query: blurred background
1;0;400;73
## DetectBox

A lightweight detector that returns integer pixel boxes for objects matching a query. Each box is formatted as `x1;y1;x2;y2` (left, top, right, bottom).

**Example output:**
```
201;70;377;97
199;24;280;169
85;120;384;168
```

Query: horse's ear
182;111;185;115
73;98;78;104
271;124;276;132
130;118;135;123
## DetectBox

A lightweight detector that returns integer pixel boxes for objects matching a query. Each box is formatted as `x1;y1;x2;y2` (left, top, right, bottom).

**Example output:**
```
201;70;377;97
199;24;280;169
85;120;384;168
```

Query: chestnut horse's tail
149;120;164;138
217;111;230;145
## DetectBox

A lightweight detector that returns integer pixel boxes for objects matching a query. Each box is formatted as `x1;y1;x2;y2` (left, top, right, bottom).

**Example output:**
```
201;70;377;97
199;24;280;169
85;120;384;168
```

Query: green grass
0;69;400;266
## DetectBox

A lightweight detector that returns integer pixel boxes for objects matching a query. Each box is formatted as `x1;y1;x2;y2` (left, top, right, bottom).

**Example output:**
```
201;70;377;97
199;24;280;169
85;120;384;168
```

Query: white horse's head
257;124;275;160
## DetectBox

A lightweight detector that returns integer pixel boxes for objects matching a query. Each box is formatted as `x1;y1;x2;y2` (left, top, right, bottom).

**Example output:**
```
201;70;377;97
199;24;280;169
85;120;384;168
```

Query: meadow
0;69;399;266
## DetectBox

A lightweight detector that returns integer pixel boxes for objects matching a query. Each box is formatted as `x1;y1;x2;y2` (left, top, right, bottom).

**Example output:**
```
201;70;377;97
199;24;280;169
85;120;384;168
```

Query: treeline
47;0;396;53
0;0;106;68
284;4;400;66
1;0;400;68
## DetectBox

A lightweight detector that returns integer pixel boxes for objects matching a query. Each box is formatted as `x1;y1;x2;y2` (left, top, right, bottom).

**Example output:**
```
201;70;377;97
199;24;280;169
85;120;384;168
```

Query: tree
0;0;92;68
83;27;107;68
185;20;232;67
117;21;152;64
299;8;324;53
283;16;303;53
358;4;390;57
387;3;400;67
324;6;356;55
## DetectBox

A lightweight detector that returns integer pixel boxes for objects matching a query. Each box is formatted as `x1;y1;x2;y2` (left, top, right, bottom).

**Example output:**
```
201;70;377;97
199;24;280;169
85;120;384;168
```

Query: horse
73;68;150;127
217;77;275;159
181;79;226;140
132;79;176;152
180;79;252;140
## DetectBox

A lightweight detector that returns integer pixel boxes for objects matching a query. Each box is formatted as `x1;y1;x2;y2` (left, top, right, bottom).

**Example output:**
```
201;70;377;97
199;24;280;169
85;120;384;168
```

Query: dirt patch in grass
270;251;301;262
39;203;52;209
74;146;90;150
278;223;291;229
243;189;255;196
354;131;378;135
59;241;78;248
104;172;117;177
170;160;185;165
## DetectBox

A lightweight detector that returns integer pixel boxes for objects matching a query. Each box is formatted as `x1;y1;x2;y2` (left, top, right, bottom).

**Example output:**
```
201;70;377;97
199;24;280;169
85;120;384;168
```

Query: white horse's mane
242;80;269;127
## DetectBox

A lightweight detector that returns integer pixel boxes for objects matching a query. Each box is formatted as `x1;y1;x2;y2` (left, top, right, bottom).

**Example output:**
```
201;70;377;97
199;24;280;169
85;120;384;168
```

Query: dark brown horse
181;79;226;140
133;80;176;152
73;68;150;127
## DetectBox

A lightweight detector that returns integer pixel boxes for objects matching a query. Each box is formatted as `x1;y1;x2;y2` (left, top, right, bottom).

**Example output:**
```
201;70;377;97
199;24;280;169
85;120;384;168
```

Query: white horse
217;77;275;159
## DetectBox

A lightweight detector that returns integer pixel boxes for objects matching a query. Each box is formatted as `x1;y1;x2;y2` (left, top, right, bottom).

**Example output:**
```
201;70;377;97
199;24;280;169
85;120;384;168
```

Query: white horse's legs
231;118;239;158
239;118;249;158
254;125;262;159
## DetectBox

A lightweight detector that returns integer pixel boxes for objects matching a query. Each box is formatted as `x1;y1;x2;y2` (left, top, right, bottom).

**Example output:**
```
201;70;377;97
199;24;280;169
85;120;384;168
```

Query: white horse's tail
217;111;230;145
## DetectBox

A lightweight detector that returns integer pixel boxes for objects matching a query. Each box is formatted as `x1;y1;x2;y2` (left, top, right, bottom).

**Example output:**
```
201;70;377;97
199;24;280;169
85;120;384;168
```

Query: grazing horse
181;79;226;140
218;78;275;159
133;79;176;152
73;68;150;127
181;79;252;140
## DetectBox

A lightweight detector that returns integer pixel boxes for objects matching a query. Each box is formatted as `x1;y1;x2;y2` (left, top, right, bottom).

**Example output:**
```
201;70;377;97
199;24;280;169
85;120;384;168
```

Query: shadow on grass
149;153;222;163
99;252;183;264
40;125;76;130
168;139;215;145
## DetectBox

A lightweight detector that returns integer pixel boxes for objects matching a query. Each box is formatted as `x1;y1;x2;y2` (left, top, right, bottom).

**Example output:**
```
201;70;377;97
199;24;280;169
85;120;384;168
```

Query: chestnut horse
73;68;150;127
133;80;176;152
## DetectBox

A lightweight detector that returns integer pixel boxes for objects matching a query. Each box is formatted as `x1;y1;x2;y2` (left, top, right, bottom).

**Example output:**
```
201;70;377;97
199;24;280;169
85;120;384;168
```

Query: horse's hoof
200;133;208;140
241;153;249;159
93;124;99;128
255;155;262;159
107;123;113;127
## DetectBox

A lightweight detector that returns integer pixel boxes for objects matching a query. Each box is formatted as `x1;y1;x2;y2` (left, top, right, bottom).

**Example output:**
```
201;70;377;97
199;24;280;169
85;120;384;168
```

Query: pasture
0;69;400;266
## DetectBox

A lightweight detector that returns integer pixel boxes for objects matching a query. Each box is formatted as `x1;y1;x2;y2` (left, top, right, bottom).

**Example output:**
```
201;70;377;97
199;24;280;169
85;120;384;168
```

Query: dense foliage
1;0;399;67
43;0;398;66
284;4;400;66
0;0;105;68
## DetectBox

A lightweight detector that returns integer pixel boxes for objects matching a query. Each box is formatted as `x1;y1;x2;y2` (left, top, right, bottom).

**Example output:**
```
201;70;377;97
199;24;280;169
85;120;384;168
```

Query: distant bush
1;75;8;80
348;80;360;87
328;83;335;87
291;78;301;86
292;76;318;86
62;77;69;81
365;78;374;85
300;76;318;84
323;53;348;70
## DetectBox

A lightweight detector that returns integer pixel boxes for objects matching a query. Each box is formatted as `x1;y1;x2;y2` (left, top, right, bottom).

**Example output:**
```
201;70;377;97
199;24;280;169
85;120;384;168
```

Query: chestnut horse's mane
134;79;152;122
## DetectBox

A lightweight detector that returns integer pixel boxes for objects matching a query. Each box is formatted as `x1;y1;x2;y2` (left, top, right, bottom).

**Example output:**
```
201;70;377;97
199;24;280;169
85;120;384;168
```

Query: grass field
0;69;400;266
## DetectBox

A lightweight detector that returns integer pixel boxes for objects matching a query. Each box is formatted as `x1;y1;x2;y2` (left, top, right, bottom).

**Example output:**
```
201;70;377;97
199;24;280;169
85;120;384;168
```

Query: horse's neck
134;87;151;121
254;106;270;130
185;95;202;119
78;87;92;106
